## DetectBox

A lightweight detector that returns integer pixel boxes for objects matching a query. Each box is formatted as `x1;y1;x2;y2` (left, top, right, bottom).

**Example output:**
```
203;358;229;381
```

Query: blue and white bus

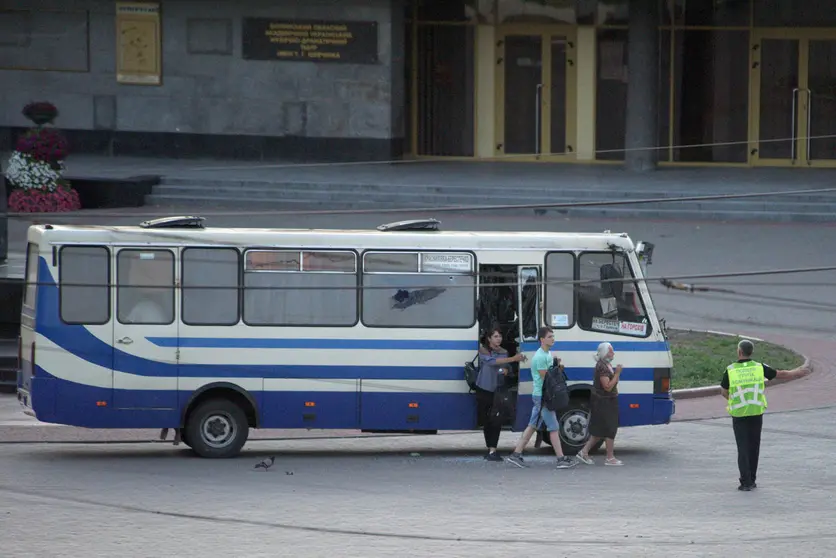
17;216;674;458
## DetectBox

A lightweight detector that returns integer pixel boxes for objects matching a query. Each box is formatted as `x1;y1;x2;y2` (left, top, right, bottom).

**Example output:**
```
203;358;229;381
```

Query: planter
9;185;81;213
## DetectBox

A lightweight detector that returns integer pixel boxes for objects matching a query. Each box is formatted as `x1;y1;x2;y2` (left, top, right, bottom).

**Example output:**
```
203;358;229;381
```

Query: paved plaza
1;205;834;556
1;406;834;557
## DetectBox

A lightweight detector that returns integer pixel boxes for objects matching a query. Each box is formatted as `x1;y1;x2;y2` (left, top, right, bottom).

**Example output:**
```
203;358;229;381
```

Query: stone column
389;0;406;158
624;0;660;171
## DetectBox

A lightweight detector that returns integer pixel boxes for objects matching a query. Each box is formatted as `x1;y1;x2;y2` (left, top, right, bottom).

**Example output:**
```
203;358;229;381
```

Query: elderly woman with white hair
576;342;623;466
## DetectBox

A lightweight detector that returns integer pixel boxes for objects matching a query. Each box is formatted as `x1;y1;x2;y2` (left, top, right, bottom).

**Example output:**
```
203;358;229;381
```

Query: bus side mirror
635;241;655;266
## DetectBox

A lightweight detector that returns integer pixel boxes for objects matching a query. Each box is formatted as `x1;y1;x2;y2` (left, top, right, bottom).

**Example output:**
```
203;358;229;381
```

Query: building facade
1;0;835;167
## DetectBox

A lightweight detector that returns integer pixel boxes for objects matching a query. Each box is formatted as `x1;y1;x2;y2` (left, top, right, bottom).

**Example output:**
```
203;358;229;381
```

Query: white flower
4;150;64;192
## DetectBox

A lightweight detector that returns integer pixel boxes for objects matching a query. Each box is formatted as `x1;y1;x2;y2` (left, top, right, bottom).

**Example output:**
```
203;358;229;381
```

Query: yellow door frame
749;27;836;168
494;24;578;162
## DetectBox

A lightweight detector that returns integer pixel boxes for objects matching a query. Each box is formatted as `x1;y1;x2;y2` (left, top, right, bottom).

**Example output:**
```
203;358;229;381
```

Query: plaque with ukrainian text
242;18;378;64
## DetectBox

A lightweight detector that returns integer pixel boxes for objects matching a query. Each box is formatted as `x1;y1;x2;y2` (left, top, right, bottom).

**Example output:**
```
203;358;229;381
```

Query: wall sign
242;18;378;64
115;2;162;85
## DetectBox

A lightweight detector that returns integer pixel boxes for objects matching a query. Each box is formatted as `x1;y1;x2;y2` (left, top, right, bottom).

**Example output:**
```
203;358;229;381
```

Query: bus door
515;265;542;430
476;263;542;430
112;247;179;410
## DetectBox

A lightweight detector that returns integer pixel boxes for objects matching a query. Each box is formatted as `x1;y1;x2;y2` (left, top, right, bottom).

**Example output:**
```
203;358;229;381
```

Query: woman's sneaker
484;451;503;462
555;456;577;469
505;452;526;468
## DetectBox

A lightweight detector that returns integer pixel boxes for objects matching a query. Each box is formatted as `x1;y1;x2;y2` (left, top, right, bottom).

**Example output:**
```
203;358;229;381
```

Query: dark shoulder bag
464;353;480;392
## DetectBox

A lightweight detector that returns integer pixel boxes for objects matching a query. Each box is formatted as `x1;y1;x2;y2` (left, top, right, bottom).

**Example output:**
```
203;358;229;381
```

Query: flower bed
3;102;81;213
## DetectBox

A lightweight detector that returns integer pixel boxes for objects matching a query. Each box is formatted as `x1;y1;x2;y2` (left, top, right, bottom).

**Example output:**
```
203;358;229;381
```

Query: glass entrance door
751;31;836;166
497;28;576;159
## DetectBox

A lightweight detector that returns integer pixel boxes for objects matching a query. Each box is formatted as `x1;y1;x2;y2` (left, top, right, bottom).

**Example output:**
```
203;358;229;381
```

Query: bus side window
182;248;240;326
59;246;111;325
362;251;475;328
544;252;575;329
117;250;175;325
243;249;358;326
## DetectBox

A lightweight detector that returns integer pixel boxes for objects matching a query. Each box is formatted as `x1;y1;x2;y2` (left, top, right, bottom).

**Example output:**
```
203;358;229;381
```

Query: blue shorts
528;396;559;432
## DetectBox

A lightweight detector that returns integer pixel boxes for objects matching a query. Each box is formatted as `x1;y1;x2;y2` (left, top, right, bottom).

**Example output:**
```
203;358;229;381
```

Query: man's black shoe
738;484;753;491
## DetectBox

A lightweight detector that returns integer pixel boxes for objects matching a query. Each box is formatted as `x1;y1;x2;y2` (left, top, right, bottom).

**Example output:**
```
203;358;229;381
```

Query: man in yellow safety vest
720;339;793;491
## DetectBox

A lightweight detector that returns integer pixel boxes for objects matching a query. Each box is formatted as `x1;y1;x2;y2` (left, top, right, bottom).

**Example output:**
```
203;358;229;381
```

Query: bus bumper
653;396;675;424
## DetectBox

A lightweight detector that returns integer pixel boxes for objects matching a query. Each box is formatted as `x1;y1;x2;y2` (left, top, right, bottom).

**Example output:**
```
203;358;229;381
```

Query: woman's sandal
605;457;623;466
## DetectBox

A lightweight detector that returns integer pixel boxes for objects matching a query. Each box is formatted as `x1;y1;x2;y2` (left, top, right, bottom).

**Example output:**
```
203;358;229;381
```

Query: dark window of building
497;0;577;24
595;28;670;161
754;0;836;27
416;24;475;156
417;0;494;23
672;30;749;163
666;0;751;26
594;0;628;25
405;20;414;155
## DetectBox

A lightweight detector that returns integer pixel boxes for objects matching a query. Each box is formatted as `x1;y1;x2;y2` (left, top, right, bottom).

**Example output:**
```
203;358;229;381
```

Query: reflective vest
726;361;767;417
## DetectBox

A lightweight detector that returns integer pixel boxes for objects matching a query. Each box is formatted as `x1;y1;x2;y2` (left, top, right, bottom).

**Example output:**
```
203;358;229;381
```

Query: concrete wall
0;0;404;160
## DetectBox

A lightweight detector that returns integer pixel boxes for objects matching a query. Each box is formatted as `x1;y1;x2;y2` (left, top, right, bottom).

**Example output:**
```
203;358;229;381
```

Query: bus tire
185;398;249;459
179;428;191;448
540;396;602;456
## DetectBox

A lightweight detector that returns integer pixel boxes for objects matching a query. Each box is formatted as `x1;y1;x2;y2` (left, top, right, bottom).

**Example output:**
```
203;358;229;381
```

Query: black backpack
542;359;570;412
464;353;480;392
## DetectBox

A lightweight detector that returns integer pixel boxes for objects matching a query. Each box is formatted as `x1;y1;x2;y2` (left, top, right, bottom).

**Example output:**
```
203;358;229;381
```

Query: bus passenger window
243;250;358;326
182;248;240;325
362;251;475;328
544;252;575;329
60;246;110;325
117;250;175;325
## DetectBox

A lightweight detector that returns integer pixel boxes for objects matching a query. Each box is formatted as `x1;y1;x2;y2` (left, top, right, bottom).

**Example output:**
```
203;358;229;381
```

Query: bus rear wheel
185;398;249;458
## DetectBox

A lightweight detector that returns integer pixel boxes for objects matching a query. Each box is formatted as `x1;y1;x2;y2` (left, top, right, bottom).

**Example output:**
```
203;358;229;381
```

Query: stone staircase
144;177;836;223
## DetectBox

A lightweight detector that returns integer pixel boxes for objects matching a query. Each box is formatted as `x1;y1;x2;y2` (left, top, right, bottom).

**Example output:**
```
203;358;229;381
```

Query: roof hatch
377;218;441;232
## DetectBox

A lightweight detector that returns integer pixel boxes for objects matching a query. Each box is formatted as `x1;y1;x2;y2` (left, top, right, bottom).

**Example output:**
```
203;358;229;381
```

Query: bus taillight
654;368;671;394
30;341;36;378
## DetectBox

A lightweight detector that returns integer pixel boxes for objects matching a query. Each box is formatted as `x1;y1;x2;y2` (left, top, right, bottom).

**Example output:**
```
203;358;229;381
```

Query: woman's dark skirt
588;392;619;439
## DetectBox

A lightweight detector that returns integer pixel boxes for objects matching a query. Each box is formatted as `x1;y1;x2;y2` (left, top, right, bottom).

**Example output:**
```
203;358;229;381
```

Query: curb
669;328;813;401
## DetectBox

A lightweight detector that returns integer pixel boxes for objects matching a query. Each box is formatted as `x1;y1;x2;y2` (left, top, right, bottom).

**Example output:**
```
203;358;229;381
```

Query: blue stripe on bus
28;369;672;430
151;337;478;351
149;337;669;352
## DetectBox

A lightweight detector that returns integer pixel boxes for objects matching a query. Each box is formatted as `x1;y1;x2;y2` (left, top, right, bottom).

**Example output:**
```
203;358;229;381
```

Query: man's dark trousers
732;414;763;487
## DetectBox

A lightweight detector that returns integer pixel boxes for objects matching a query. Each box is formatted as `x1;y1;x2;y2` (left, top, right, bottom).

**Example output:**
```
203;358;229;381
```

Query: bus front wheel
185;398;250;458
